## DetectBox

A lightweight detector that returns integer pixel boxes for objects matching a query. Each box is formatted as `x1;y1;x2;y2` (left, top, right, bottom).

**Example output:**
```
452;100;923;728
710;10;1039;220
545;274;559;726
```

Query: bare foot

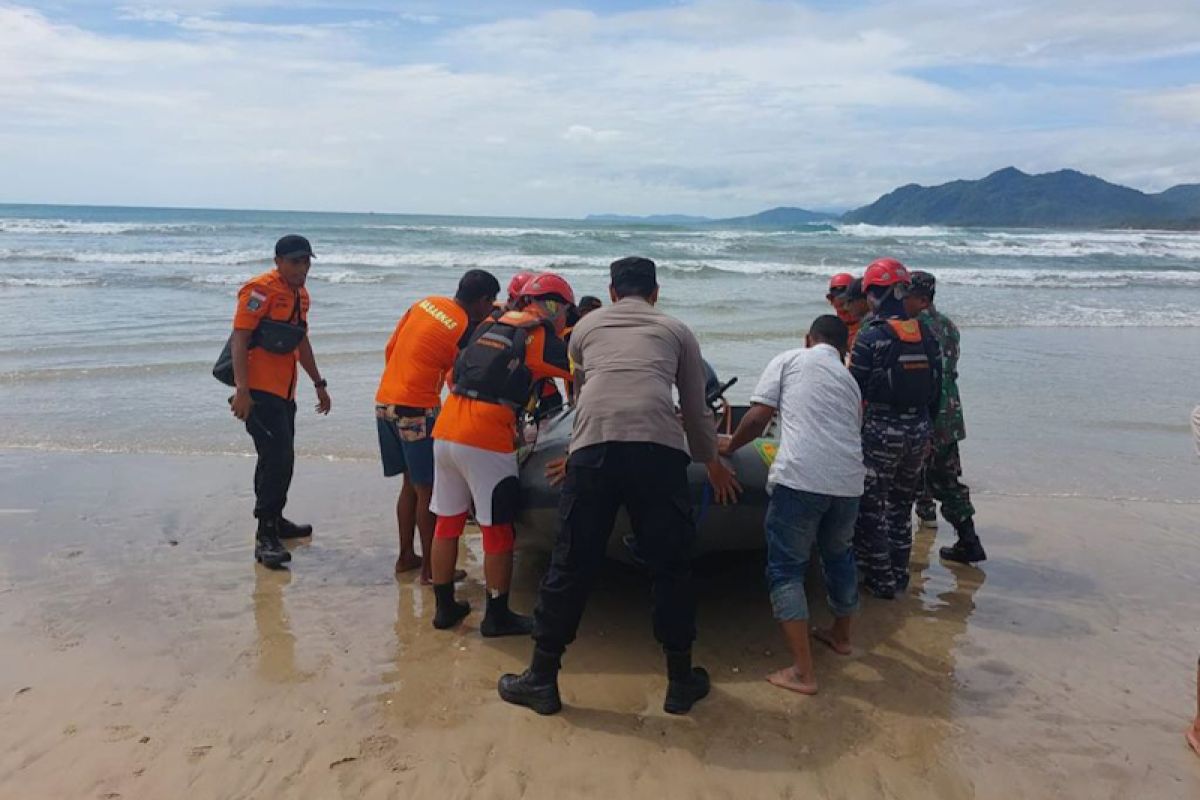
395;554;423;574
813;628;853;656
766;666;818;696
419;569;467;586
1187;724;1200;756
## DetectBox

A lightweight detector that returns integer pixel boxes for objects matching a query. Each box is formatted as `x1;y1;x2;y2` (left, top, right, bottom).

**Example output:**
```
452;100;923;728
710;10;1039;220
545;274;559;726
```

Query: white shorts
430;440;519;526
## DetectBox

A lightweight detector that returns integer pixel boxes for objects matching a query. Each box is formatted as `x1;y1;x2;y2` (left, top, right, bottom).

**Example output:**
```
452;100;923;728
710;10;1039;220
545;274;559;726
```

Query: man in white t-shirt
720;314;865;695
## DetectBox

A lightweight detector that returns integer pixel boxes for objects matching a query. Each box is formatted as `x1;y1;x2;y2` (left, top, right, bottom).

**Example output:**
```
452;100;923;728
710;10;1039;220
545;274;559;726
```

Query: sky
2;0;1200;217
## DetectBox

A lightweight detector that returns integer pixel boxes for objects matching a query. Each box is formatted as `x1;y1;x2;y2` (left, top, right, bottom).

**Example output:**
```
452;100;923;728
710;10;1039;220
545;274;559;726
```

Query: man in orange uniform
229;234;331;570
826;272;855;321
376;270;500;582
429;273;575;636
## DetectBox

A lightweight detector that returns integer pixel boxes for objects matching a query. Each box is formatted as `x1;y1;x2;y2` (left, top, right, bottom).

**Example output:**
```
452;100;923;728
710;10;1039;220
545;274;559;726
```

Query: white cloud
2;1;1200;215
563;125;622;144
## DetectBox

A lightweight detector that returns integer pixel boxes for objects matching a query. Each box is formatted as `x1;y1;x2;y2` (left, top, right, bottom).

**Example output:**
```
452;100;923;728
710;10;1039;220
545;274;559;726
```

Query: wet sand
1;450;1198;799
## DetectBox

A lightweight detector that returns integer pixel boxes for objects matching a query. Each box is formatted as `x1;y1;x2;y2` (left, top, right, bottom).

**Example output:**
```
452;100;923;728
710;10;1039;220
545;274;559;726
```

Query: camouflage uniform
915;306;975;527
849;307;941;597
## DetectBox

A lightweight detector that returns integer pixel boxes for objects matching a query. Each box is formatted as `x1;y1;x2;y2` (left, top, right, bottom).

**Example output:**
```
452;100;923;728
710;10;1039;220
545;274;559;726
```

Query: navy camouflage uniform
915;305;975;527
849;305;942;596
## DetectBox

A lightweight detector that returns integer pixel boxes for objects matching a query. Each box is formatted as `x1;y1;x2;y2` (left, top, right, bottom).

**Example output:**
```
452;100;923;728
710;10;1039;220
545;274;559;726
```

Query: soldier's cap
275;234;316;260
844;277;866;301
908;270;935;297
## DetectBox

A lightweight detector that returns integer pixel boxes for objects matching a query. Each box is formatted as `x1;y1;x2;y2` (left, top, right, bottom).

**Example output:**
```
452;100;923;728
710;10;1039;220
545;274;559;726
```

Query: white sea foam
835;223;953;238
0;218;205;235
0;276;99;287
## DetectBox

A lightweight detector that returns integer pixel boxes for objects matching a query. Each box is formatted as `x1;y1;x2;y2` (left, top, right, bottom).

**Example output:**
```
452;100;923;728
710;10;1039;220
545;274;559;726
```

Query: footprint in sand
188;745;213;764
104;725;137;743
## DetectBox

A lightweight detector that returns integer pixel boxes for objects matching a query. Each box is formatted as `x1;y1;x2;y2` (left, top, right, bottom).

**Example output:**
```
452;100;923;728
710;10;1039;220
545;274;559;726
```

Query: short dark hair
809;314;849;352
579;295;602;311
844;278;866;302
456;269;500;304
610;256;658;299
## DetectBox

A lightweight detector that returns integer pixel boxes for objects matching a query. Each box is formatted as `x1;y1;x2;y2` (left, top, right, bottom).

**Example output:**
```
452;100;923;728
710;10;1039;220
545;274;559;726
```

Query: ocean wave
0;276;100;287
835;223;953;238
926;231;1200;260
0;218;211;236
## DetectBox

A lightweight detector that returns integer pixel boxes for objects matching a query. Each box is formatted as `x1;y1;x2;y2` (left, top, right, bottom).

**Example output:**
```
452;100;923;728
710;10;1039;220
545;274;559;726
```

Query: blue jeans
764;485;861;622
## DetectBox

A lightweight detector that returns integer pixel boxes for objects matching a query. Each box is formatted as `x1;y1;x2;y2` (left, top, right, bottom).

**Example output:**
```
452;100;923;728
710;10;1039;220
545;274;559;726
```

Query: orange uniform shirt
376;296;469;408
232;270;310;400
434;325;571;453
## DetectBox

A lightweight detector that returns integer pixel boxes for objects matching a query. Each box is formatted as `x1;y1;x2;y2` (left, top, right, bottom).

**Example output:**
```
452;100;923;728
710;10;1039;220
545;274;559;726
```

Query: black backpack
451;317;546;409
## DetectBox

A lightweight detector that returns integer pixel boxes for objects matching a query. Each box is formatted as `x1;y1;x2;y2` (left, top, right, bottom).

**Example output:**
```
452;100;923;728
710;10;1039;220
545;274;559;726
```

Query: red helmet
521;272;575;306
861;258;910;290
506;270;537;303
828;272;854;291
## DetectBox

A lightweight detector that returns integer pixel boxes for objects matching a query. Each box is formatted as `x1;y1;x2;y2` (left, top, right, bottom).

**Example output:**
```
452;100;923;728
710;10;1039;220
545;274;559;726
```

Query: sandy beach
0;449;1198;799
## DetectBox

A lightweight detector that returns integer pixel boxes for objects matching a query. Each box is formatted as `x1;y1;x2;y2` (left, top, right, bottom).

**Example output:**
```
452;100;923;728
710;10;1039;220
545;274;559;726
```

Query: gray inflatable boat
516;381;778;559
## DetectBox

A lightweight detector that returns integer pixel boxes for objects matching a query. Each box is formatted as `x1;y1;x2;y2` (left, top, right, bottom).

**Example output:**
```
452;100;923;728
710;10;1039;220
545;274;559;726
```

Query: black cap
908;270;936;298
275;234;315;260
610;256;658;297
844;277;866;301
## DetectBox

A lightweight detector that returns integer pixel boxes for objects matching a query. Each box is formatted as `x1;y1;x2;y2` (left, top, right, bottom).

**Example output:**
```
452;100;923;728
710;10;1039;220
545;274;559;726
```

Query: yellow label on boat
754;439;777;468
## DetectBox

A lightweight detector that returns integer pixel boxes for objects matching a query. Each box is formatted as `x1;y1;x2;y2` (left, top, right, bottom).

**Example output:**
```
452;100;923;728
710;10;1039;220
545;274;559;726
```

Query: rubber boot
432;583;470;630
480;592;534;638
498;648;562;715
939;518;987;564
254;519;291;569
664;649;710;715
277;517;313;540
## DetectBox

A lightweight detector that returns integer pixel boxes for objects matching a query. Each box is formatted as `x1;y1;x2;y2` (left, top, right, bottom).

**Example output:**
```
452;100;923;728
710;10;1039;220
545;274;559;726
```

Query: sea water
2;203;1198;502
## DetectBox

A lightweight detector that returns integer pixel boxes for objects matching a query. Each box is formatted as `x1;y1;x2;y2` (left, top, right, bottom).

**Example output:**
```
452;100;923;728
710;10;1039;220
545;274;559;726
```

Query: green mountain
585;206;836;228
715;206;837;227
843;167;1200;229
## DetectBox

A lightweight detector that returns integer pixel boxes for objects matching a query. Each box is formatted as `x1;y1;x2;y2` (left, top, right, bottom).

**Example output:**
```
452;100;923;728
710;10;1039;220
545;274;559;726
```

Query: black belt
865;402;922;414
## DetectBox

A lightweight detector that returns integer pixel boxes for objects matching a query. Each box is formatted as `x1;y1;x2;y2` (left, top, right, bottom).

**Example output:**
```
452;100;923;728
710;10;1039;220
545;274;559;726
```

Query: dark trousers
532;442;698;658
854;411;931;593
245;390;296;521
916;440;975;527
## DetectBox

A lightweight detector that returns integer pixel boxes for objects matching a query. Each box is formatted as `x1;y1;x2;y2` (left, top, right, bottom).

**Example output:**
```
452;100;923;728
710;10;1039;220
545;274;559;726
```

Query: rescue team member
849;258;942;599
841;277;871;350
826;272;855;325
720;315;864;696
375;270;501;582
499;257;741;717
576;295;603;318
497;271;537;317
229;234;331;570
904;272;986;564
428;273;575;637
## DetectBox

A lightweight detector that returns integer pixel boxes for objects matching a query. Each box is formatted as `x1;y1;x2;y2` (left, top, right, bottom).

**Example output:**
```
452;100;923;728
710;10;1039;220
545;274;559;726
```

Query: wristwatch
314;379;328;389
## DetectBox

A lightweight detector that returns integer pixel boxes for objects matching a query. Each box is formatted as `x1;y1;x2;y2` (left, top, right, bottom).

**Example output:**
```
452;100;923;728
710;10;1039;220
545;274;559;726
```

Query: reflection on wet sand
3;452;1200;798
252;566;306;683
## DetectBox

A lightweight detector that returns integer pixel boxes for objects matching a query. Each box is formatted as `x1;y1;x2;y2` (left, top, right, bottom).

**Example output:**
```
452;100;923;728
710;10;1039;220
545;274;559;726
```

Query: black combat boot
277;517;313;540
480;592;534;638
663;649;710;715
432;583;470;630
498;649;563;715
254;518;291;569
916;506;938;529
939;518;987;564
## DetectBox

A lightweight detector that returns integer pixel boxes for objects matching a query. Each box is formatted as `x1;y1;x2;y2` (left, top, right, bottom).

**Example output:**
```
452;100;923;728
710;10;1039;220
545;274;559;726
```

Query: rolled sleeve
750;352;787;409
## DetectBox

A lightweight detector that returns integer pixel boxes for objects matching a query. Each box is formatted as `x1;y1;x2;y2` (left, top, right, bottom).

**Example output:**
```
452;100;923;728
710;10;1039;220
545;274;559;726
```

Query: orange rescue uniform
434;323;571;453
233;270;310;400
376;296;469;408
